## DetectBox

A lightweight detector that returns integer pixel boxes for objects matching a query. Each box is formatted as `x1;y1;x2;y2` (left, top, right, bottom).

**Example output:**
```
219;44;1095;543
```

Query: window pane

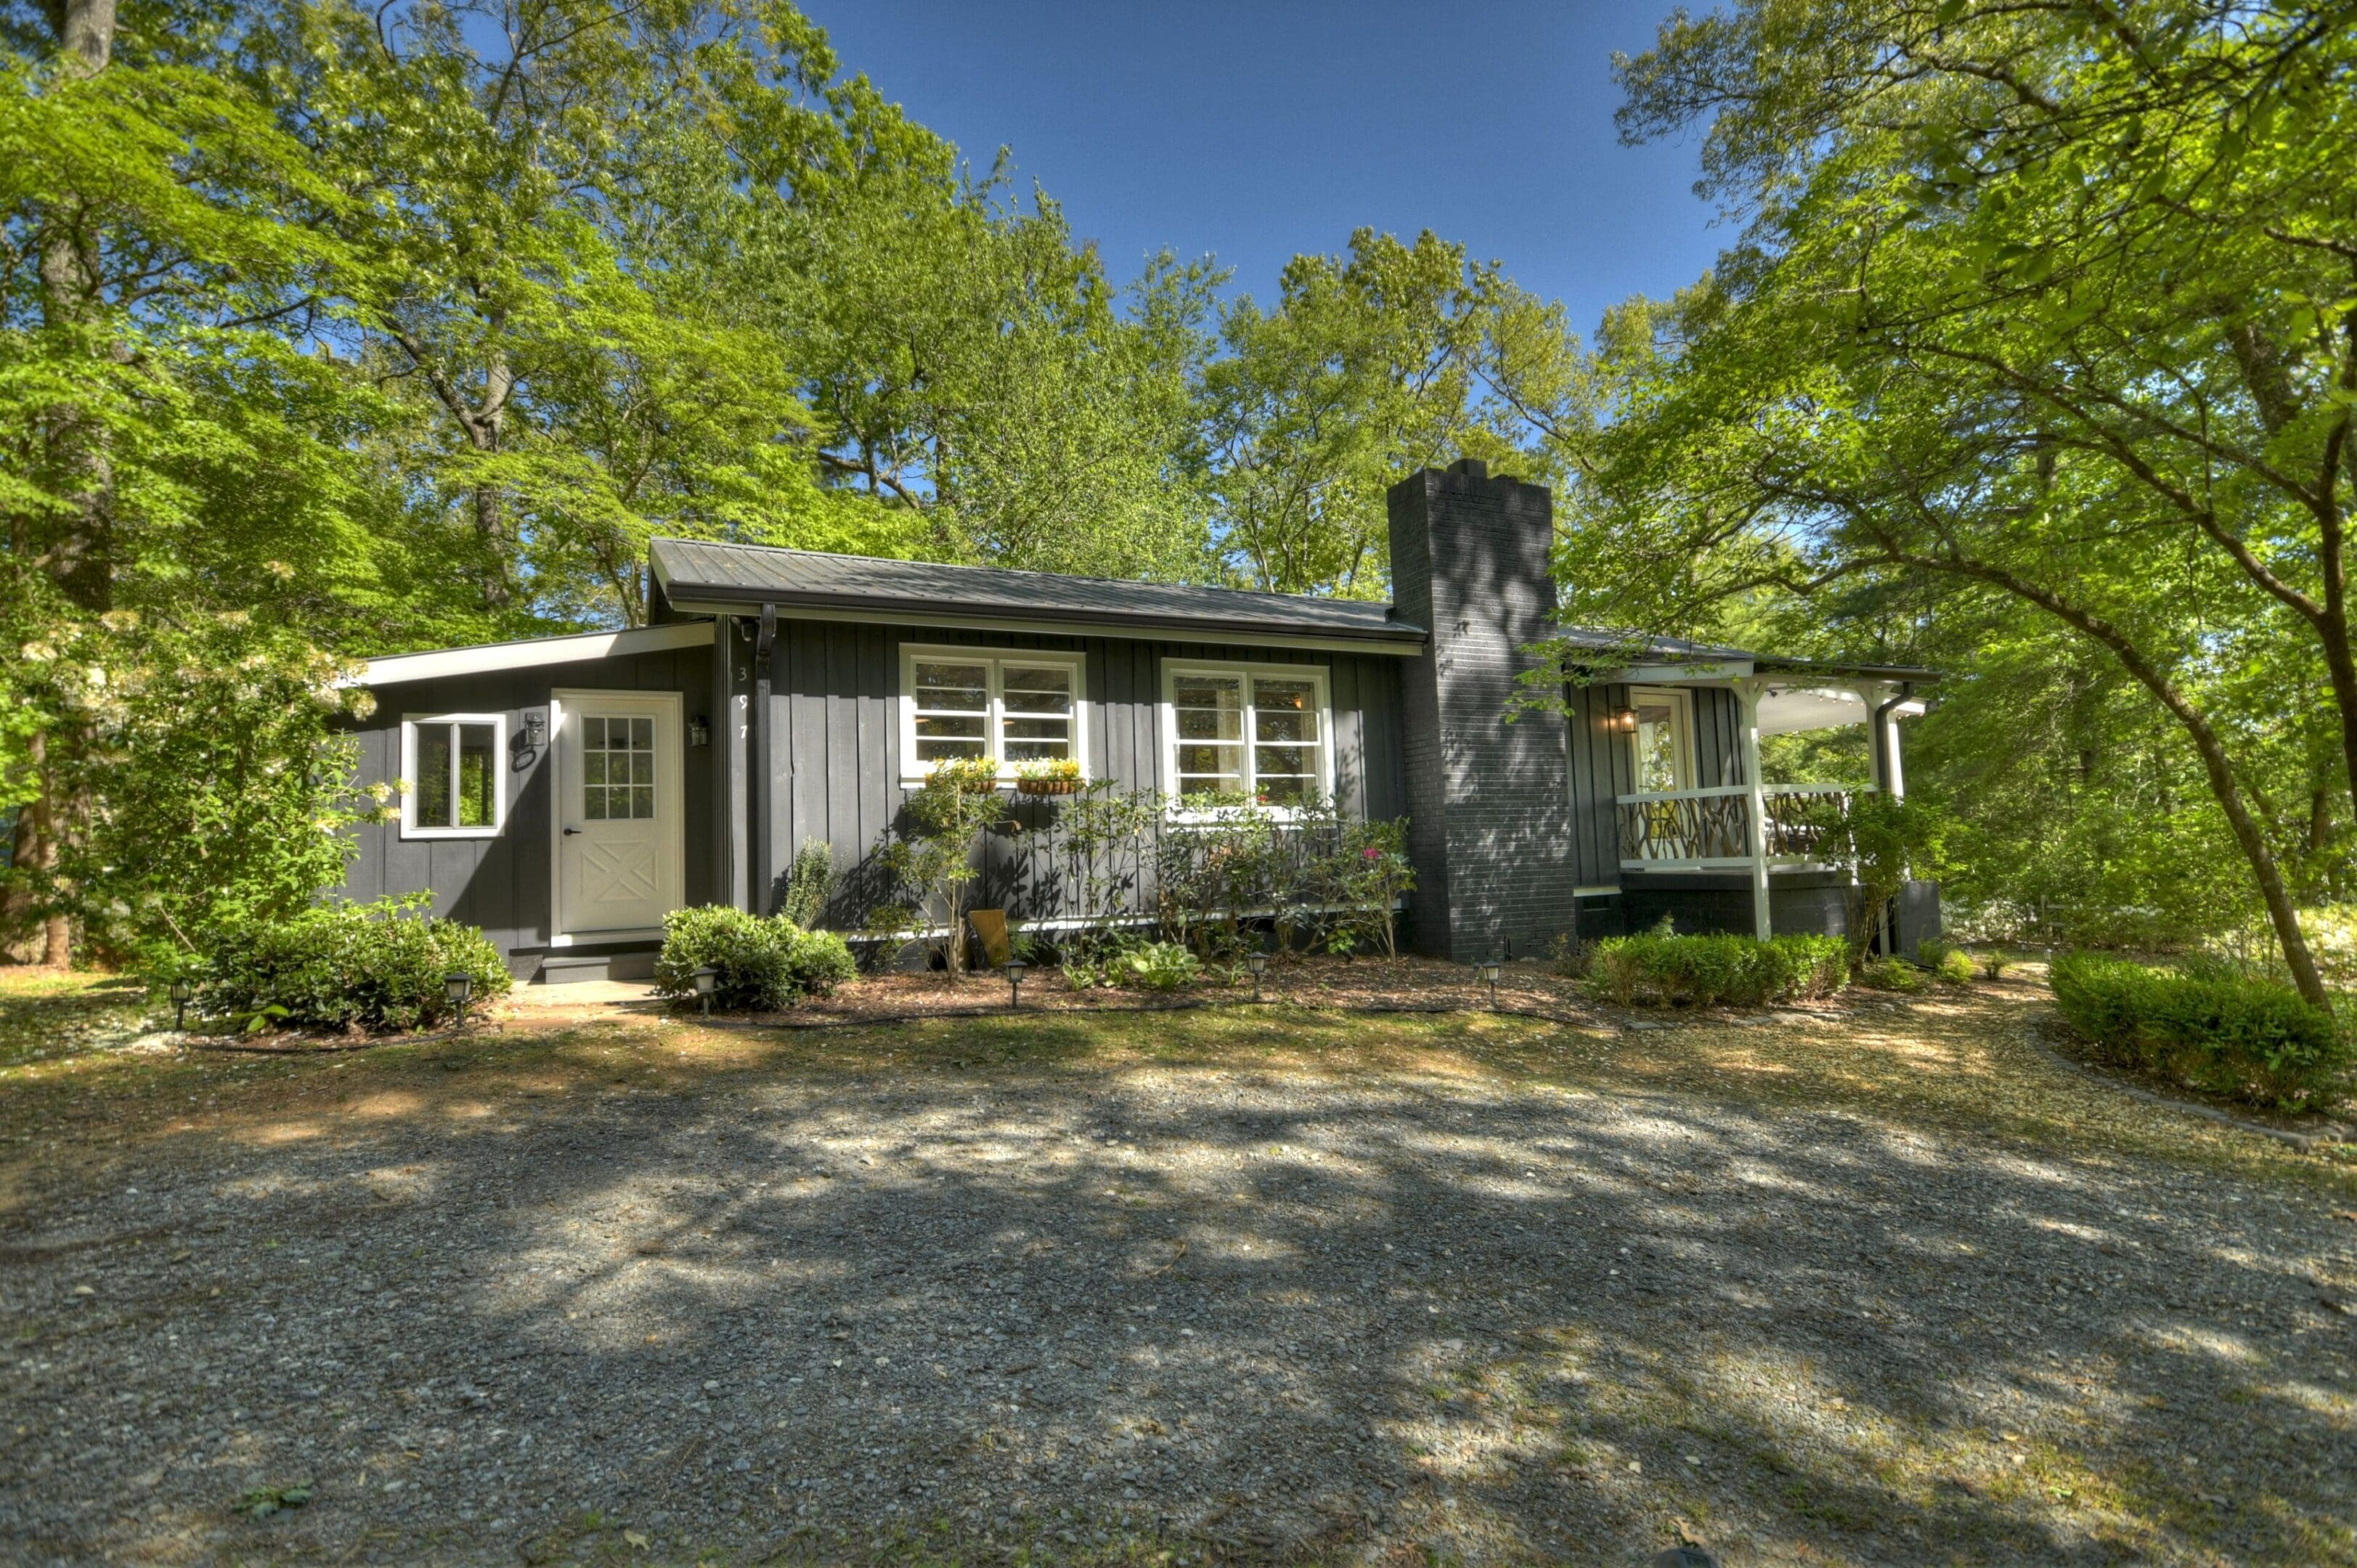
915;662;990;711
1173;675;1242;711
1255;745;1313;778
1001;666;1072;714
630;751;654;785
415;724;455;828
1001;717;1070;742
916;737;988;764
1176;706;1242;741
457;723;497;828
630;785;655;819
583;752;607;786
1253;677;1316;714
583;785;610;821
585;716;606;751
1255;706;1319;743
1258;772;1314;806
1633;698;1684;793
915;714;986;741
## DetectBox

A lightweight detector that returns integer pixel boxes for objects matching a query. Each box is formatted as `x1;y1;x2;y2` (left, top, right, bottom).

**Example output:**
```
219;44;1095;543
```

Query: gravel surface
4;991;2355;1565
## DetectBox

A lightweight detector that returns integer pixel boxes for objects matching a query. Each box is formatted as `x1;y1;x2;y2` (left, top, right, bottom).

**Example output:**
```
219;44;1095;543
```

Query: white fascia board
661;597;1425;657
343;621;715;688
1608;660;1754;685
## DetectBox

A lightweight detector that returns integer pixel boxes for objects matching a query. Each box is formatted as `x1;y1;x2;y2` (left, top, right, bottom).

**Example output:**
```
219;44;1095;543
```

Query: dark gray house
338;463;1934;982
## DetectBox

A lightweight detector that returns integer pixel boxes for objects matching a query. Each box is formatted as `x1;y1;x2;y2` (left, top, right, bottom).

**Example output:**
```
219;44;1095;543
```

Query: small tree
1807;793;1953;966
884;756;1011;978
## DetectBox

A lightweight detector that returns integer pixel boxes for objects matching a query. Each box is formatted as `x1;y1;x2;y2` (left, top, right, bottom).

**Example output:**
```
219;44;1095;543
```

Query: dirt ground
2;970;2354;1566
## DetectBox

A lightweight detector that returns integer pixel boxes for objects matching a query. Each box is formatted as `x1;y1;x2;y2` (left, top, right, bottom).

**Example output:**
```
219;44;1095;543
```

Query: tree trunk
1897;547;2332;1008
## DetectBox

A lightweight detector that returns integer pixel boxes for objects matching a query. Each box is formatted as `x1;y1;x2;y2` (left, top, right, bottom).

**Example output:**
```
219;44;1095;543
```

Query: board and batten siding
339;645;717;965
757;618;1408;922
1563;682;1746;890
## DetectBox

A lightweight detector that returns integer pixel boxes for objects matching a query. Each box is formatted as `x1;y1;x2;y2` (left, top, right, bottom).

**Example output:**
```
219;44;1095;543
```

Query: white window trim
1627;685;1699;793
398;712;506;840
897;644;1089;785
1159;660;1335;820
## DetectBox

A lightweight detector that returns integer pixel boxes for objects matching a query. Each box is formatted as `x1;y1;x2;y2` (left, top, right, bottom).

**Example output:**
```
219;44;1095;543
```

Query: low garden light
168;977;193;1031
691;965;719;1016
1244;950;1269;1001
1475;958;1503;1010
444;971;474;1029
1004;957;1029;1009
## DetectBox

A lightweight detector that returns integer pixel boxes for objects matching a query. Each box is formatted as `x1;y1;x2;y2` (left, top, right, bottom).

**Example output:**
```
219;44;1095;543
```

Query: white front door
555;691;685;939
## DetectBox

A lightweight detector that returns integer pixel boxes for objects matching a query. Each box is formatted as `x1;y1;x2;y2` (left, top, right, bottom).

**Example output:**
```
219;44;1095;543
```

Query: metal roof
648;538;1425;648
1548;624;1939;684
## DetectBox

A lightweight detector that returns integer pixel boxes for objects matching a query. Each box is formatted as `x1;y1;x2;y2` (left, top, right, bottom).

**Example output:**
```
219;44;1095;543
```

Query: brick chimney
1388;460;1578;963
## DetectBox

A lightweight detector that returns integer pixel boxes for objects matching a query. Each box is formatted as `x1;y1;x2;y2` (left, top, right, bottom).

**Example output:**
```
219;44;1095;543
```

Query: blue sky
803;0;1730;342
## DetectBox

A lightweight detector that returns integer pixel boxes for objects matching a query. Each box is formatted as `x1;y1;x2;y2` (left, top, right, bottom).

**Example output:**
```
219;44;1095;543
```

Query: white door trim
548;688;686;945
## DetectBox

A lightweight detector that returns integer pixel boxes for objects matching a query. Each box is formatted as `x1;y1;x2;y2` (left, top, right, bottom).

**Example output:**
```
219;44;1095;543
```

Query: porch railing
1616;783;1863;870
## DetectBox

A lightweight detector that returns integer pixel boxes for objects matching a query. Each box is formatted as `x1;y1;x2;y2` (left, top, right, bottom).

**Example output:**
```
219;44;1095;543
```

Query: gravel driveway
3;992;2353;1565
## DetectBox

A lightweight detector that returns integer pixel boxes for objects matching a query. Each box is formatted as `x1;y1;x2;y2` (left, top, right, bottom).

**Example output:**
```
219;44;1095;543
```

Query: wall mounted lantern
1608;706;1640;735
689;714;711;747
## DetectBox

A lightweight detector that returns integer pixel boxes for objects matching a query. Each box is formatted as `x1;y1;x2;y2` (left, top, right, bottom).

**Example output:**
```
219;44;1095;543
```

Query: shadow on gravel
9;1008;2353;1566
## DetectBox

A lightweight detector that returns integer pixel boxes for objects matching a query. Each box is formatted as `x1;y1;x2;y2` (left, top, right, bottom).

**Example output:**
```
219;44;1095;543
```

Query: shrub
1858;956;1929;993
1119;940;1200;992
779;839;836;929
193;899;510;1032
1980;950;2012;980
1587;932;1848;1008
654;906;854;1012
2051;953;2349;1111
1920;942;1977;987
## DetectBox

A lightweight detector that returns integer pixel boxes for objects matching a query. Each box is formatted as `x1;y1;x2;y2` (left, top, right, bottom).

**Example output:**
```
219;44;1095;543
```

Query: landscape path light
1004;957;1028;1009
444;971;474;1029
168;976;192;1032
1475;958;1503;1011
1244;950;1269;1002
691;965;719;1016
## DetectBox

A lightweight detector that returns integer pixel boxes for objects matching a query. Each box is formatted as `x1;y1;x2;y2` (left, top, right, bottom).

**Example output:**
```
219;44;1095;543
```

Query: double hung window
1163;663;1330;811
901;647;1086;777
401;714;504;838
1626;687;1697;793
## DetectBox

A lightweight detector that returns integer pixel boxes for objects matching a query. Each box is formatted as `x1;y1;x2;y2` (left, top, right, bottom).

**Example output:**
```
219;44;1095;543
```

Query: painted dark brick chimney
1388;460;1579;963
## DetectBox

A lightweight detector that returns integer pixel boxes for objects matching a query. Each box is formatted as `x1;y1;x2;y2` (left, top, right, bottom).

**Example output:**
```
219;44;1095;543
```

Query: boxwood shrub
2051;953;2349;1111
1588;932;1848;1008
654;906;856;1012
197;900;510;1032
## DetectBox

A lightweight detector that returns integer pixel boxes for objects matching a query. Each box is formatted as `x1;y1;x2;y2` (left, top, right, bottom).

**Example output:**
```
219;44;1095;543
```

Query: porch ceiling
1756;685;1926;735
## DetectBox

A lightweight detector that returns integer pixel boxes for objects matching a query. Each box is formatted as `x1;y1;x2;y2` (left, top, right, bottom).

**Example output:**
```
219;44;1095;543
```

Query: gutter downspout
753;603;777;915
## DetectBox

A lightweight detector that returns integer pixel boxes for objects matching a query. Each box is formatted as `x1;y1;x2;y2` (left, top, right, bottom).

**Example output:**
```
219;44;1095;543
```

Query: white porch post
1884;703;1907;800
1737;678;1772;941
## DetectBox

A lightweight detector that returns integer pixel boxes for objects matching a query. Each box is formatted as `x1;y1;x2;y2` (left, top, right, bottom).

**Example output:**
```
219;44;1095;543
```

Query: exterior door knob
563;827;582;836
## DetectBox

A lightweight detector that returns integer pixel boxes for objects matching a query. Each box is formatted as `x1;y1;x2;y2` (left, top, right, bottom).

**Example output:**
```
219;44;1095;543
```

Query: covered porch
1585;656;1934;943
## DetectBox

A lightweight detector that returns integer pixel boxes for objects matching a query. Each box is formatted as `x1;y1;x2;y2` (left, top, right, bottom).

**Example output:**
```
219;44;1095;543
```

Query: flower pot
1014;777;1081;797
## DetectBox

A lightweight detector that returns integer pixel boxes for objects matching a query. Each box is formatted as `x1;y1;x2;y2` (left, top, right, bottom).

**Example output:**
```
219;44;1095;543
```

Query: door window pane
1632;697;1687;793
584;713;657;820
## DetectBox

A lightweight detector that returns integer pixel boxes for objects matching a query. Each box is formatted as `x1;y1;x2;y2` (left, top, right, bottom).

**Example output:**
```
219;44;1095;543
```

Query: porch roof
648;538;1428;652
1550;625;1941;686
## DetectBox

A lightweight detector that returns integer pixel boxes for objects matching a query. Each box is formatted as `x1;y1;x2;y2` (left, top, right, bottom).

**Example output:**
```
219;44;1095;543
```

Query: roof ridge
651;536;1397;615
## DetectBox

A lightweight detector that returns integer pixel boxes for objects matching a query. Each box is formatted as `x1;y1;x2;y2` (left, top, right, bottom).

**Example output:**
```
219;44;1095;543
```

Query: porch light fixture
691;965;719;1016
689;714;711;747
1244;950;1269;1001
168;976;193;1031
444;971;475;1029
1004;957;1029;1010
1608;706;1640;735
1475;958;1503;1010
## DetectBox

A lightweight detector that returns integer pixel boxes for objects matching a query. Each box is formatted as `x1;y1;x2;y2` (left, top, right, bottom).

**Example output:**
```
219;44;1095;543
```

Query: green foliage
1118;940;1200;992
1154;796;1413;961
1920;942;1977;987
2051;954;2349;1111
1588;932;1847;1009
1581;0;2357;1000
779;838;836;931
190;900;510;1034
652;905;853;1013
1858;957;1930;995
884;757;1013;977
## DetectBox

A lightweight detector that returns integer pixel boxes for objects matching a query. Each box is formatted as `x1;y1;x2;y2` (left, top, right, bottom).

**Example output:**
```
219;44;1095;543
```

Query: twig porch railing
1616;783;1864;870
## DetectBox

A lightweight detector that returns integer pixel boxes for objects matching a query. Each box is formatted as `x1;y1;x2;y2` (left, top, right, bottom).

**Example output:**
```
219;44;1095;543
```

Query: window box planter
1014;777;1083;798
